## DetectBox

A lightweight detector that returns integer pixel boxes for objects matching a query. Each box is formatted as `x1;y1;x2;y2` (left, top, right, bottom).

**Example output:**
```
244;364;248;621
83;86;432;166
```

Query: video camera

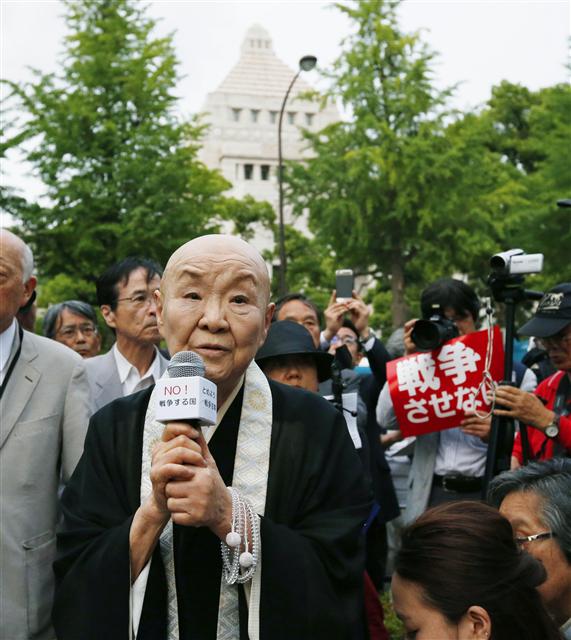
490;249;543;277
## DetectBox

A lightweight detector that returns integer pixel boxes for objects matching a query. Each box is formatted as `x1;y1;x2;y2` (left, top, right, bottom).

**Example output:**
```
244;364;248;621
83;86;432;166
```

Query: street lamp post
277;54;317;297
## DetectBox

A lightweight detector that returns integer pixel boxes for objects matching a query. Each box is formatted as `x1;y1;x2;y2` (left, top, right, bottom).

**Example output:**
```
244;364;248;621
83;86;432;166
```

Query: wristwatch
359;329;376;346
545;416;560;439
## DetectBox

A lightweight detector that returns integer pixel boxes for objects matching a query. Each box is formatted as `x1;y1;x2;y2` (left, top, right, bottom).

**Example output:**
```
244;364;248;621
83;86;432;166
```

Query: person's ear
20;276;37;309
100;305;116;330
154;289;166;337
265;303;275;328
154;289;163;321
260;302;275;344
458;605;491;639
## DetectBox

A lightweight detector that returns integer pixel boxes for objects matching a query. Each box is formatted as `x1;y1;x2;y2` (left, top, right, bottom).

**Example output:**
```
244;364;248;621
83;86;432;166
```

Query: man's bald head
0;229;34;282
0;229;37;333
163;234;271;304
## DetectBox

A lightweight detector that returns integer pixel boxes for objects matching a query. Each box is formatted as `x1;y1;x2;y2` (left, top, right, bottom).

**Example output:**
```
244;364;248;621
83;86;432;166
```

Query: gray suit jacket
85;346;169;414
403;432;440;524
0;329;90;639
376;381;439;524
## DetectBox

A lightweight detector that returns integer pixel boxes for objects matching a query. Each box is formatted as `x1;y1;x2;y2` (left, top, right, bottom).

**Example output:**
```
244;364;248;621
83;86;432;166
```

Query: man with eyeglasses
488;459;571;637
494;283;571;467
85;257;169;414
43;300;102;358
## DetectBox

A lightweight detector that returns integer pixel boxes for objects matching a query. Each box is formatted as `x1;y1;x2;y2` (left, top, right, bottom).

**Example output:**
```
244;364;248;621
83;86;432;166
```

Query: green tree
3;0;273;283
285;0;524;328
263;226;337;309
524;84;571;283
482;81;571;284
36;274;96;308
483;81;543;173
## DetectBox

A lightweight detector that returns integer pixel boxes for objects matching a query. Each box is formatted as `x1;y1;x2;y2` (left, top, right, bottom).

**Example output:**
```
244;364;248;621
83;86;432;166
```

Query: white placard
155;376;217;425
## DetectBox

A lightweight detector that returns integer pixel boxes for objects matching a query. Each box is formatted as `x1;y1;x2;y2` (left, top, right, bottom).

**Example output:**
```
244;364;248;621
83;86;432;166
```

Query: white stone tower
198;24;339;253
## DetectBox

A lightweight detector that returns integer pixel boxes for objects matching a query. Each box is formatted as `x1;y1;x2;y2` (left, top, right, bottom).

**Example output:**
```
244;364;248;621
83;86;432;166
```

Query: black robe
53;379;370;639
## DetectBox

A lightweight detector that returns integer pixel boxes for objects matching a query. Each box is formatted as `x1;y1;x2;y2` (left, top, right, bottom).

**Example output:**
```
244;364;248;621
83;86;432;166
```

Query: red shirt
513;370;571;463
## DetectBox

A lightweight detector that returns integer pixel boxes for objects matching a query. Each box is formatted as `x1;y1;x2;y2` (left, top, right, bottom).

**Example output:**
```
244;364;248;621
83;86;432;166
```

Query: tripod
482;274;543;496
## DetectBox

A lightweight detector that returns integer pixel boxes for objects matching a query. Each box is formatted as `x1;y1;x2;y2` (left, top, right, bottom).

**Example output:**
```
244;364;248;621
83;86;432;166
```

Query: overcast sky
1;0;569;220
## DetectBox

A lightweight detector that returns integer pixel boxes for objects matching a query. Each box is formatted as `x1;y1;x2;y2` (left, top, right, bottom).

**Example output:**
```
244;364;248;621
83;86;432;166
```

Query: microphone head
168;351;206;378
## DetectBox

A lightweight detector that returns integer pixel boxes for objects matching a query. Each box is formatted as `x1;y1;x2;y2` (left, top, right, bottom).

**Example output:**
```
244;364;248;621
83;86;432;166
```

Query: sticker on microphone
155;376;217;425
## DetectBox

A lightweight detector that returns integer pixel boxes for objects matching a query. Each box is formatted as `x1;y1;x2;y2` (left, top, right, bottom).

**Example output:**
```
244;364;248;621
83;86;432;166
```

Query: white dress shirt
0;319;18;386
377;366;538;478
113;343;163;396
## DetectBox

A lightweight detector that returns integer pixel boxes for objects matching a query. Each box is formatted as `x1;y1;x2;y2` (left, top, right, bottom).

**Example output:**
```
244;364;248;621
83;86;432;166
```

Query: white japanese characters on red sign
387;327;504;436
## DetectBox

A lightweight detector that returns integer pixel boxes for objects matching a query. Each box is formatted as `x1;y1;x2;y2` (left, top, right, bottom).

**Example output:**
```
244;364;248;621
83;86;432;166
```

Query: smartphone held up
335;269;354;301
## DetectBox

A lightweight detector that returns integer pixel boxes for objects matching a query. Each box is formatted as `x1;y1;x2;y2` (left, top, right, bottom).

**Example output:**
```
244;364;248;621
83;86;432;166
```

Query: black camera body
411;314;459;351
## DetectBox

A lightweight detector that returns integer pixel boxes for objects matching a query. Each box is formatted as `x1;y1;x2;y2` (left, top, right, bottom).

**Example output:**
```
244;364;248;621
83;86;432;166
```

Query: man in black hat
494;283;571;466
255;320;333;392
256;320;368;461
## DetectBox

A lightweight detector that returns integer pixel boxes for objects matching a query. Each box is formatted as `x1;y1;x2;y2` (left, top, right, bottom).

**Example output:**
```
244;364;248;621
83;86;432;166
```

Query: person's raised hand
323;289;350;342
165;428;233;540
347;291;371;338
403;318;419;355
493;385;555;430
129;422;206;580
144;422;206;524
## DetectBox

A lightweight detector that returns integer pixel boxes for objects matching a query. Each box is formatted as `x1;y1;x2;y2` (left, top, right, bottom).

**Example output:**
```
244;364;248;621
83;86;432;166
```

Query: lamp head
299;55;317;72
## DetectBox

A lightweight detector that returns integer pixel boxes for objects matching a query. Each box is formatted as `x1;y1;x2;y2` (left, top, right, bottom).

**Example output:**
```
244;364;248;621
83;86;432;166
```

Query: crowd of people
1;227;570;639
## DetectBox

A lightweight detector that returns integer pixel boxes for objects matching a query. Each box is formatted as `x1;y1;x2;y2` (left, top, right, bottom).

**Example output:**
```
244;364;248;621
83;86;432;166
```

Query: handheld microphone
155;351;217;425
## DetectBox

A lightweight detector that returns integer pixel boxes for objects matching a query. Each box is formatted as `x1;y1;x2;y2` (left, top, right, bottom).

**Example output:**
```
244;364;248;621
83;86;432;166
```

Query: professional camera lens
411;316;459;351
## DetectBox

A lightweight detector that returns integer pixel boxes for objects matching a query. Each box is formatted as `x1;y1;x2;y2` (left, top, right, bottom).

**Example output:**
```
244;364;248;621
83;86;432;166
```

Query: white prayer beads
221;487;260;584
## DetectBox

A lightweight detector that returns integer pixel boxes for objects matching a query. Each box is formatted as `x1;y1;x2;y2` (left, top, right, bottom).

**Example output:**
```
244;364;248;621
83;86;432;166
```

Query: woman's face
391;572;490;640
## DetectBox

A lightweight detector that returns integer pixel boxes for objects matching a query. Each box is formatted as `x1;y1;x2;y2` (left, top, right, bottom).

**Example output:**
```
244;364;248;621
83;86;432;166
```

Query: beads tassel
221;487;260;584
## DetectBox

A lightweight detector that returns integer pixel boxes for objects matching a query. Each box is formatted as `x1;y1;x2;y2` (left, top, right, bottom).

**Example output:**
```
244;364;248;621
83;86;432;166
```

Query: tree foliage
263;226;337;309
482;81;571;286
284;0;544;329
2;0;273;283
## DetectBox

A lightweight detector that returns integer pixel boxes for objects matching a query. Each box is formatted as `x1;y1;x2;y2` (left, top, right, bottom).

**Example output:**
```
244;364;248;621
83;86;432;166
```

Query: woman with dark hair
392;501;562;640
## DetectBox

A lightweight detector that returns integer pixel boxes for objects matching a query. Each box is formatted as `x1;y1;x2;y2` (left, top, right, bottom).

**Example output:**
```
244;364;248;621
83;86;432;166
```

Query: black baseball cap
519;283;571;338
256;320;333;383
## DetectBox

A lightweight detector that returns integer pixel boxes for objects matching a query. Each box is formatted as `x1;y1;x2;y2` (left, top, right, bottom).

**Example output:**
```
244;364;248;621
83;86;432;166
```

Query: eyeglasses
57;324;97;339
116;291;157;308
514;531;555;549
447;312;472;323
537;330;571;350
331;335;358;346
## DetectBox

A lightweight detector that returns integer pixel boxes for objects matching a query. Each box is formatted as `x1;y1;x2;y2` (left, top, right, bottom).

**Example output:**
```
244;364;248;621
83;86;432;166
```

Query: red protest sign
387;326;504;437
